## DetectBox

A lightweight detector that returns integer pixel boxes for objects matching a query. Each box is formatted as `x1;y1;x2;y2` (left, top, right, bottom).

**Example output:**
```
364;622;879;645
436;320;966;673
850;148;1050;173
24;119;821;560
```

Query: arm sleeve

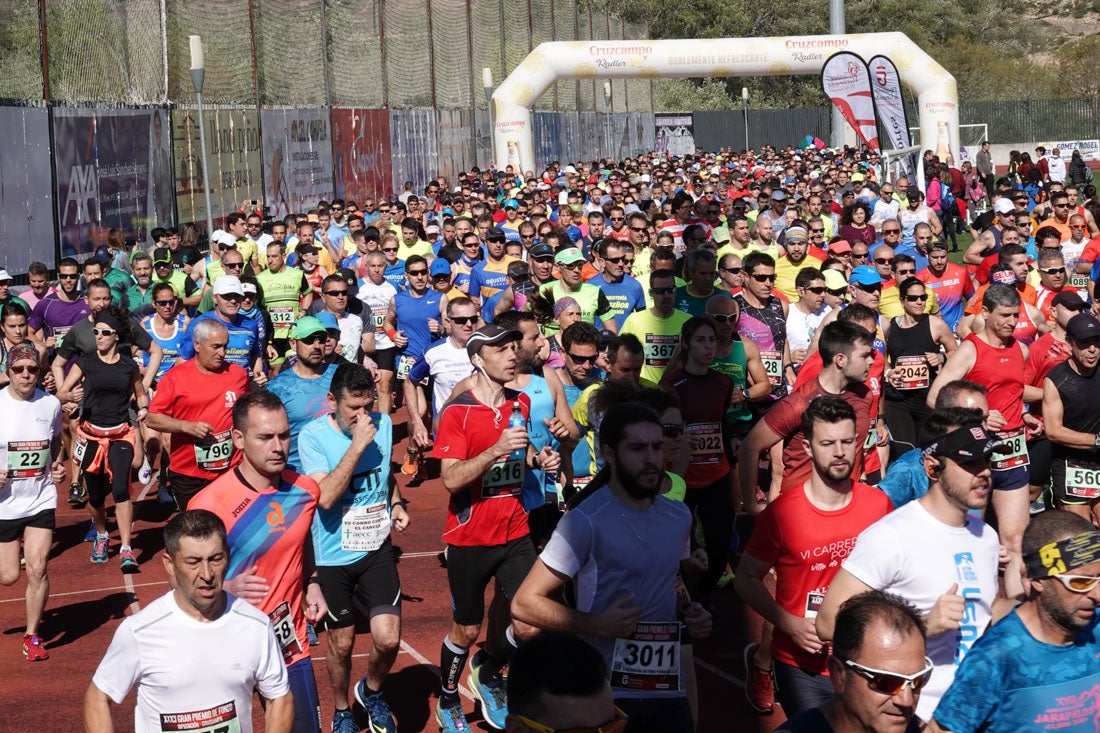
178;319;198;360
90;621;141;704
297;423;328;477
839;521;901;590
931;647;1004;733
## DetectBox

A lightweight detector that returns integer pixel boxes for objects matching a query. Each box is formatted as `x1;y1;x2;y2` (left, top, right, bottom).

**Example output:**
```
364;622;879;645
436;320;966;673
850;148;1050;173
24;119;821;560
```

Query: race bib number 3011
610;622;681;692
160;701;241;733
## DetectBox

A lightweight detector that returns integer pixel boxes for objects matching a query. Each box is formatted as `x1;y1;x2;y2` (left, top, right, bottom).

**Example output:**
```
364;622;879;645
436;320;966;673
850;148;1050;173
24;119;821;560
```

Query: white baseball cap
212;275;244;297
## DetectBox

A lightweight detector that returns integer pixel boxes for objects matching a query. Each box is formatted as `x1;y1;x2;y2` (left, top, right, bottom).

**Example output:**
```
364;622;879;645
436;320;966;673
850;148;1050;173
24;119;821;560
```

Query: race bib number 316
610;622;681;692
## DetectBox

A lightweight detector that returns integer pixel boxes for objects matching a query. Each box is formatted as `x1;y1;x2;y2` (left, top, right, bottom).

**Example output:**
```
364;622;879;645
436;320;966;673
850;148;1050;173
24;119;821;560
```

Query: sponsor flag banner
820;52;879;151
868;55;915;178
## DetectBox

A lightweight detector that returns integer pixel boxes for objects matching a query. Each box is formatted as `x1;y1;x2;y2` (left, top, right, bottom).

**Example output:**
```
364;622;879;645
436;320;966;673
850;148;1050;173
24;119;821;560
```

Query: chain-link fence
1;0;651;110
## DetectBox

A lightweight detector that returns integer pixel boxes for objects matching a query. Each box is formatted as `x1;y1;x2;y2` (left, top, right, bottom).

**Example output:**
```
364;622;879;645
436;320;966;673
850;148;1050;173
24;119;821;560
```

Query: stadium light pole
189;35;214;242
483;68;494;165
829;0;845;148
742;87;750;151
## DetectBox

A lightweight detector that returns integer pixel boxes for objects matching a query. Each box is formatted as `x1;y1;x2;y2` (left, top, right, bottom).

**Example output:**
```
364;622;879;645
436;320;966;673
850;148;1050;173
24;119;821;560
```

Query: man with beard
735;396;894;717
930;511;1100;733
511;401;713;733
817;414;1009;724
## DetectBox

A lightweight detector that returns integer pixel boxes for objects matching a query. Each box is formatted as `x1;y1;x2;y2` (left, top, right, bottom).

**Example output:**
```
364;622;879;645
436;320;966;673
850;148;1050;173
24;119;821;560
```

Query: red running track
0;416;787;732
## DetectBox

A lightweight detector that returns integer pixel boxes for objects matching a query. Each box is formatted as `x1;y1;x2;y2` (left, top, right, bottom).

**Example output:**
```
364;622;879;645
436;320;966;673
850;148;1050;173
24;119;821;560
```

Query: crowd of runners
2;141;1100;733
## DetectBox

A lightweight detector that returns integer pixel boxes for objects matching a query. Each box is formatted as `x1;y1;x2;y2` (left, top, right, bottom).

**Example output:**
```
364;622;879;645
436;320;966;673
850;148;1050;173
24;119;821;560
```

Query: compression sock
482;626;520;683
440;635;469;700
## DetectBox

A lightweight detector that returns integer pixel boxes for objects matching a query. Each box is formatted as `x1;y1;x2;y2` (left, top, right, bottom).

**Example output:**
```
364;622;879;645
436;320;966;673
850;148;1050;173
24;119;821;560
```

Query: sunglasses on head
448;315;477;325
842;657;934;696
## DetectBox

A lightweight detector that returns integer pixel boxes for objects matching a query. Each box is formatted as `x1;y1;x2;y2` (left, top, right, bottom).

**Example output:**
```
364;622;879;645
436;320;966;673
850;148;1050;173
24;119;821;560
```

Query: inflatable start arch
491;33;958;172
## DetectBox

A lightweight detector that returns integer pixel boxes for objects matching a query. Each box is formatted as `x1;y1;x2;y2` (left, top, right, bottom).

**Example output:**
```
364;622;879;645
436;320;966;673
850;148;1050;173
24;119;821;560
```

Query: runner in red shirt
735;395;893;717
738;319;875;512
147;319;251;508
431;325;560;731
794;304;887;484
189;390;327;733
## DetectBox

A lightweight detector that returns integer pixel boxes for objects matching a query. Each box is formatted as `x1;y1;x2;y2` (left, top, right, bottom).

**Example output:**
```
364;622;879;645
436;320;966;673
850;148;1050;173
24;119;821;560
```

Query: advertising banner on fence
868;55;914;178
654;113;695;156
1040;139;1100;162
53;108;174;259
332;109;393;205
390;110;439;193
260;109;335;220
173;108;263;230
0;106;56;273
821;52;880;151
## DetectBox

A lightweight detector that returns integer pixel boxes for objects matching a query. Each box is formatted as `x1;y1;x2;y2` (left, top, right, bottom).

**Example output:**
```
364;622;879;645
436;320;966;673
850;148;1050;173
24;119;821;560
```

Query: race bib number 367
644;335;678;368
610;622;681;692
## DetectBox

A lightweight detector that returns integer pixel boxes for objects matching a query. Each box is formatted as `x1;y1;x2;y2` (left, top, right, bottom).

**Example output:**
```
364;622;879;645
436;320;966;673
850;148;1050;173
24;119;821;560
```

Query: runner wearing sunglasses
931;511;1100;733
778;590;929;733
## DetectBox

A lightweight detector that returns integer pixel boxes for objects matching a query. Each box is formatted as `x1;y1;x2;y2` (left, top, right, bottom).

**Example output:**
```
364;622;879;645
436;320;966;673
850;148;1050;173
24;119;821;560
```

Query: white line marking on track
694;658;745;688
397;550;446;560
0;579;168;604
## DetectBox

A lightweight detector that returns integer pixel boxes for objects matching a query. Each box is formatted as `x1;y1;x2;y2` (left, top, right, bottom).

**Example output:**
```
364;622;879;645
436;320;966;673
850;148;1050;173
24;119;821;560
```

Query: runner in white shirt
357;252;399;414
785;268;830;368
815;415;1010;722
85;510;292;733
0;344;65;662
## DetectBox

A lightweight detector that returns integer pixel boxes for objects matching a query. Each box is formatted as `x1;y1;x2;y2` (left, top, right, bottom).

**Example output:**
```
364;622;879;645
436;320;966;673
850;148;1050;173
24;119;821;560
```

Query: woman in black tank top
882;277;957;462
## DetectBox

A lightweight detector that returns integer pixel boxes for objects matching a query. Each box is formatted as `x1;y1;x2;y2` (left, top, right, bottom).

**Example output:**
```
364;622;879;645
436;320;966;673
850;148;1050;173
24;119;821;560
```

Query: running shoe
22;634;48;662
469;660;508;730
400;448;420;476
434;698;469;733
331;708;357;733
354;679;397;733
306;621;320;646
743;642;775;714
83;521;98;542
119;547;139;573
91;535;109;564
67;482;87;507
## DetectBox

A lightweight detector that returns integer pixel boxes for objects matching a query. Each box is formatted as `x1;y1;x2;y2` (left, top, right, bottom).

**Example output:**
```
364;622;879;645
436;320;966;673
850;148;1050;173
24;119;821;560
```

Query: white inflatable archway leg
492;33;958;173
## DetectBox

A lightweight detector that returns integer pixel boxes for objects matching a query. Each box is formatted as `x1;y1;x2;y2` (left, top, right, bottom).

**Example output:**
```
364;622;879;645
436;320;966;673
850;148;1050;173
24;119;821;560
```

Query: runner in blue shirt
178;276;265;383
298;363;407;733
588;240;646;330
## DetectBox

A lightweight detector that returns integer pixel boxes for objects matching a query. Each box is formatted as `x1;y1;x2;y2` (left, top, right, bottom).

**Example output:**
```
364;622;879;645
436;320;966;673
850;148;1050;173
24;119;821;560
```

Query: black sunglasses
567;352;598;365
750;273;777;283
448;315;477;325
